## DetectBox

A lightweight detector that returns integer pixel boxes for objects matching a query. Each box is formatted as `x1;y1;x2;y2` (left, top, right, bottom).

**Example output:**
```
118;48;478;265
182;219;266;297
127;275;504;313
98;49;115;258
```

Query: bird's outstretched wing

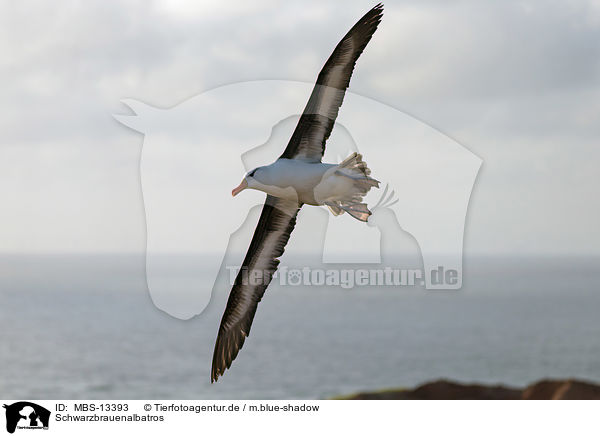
211;196;301;382
279;3;383;162
211;4;383;382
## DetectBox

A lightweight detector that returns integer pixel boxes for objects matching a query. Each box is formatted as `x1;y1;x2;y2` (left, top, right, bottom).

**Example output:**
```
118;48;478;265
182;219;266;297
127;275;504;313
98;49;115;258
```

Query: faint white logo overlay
226;265;458;289
114;80;482;320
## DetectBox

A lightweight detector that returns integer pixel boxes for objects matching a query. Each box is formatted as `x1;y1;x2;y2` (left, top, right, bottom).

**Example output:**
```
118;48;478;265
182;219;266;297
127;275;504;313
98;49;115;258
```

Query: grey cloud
0;0;598;254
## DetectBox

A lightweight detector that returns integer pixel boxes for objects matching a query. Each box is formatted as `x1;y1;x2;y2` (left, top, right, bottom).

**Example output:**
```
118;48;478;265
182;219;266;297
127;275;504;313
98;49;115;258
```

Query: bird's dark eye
247;168;257;177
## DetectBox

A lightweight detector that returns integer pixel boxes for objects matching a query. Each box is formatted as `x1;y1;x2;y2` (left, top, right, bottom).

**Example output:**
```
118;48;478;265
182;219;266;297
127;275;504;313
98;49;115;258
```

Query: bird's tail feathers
337;152;380;188
326;152;380;222
341;202;372;222
325;202;344;216
326;201;372;222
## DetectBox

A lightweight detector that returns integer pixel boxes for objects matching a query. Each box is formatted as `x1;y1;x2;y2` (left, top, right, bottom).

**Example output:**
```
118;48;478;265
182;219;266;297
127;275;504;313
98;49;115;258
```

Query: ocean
1;254;599;399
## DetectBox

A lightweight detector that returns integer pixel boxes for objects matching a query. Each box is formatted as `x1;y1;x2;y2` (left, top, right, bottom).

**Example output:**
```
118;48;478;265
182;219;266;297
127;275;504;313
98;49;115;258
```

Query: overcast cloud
0;0;598;255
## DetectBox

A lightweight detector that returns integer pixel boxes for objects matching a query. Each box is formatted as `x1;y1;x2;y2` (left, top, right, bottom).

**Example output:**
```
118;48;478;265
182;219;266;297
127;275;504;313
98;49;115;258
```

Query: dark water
0;254;599;399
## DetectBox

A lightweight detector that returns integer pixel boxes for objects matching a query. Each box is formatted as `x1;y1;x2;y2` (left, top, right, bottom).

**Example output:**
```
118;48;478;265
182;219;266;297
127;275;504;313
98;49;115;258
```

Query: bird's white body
245;154;378;220
248;159;335;205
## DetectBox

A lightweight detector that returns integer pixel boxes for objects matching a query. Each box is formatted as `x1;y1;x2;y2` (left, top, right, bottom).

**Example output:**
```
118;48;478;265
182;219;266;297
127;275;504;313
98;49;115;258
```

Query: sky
0;0;599;255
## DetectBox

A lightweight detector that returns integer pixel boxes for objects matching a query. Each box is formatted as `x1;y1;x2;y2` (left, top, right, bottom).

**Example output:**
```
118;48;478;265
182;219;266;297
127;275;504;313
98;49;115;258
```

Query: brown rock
341;378;600;400
522;379;600;400
344;379;520;400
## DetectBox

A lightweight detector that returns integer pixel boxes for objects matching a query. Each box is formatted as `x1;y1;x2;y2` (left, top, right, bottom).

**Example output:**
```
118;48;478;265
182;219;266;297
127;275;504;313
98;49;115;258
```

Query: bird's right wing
279;3;383;162
211;196;301;382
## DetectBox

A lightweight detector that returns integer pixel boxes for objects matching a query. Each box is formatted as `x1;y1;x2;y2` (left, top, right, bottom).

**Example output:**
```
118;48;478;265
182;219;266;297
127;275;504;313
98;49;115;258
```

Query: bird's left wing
211;196;301;382
279;3;383;162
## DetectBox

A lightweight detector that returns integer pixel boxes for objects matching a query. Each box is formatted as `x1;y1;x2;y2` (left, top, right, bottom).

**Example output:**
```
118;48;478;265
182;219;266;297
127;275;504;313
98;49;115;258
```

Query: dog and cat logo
2;402;50;433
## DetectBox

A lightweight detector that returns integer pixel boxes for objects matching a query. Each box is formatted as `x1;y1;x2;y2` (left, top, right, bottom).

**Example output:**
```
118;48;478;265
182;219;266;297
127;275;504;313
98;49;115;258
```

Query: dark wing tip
211;326;248;383
372;3;384;15
332;3;384;75
366;3;384;22
359;3;384;34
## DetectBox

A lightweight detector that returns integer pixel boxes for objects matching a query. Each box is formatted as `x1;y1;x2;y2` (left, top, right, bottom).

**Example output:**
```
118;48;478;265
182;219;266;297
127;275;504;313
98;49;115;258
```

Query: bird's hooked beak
232;178;248;197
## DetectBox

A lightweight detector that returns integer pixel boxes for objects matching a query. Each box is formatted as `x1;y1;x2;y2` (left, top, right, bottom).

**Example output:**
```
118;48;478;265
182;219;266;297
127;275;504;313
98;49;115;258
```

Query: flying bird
211;3;384;382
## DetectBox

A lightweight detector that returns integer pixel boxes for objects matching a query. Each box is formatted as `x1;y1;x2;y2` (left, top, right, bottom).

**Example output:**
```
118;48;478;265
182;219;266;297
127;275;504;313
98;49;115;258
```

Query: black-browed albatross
212;3;384;382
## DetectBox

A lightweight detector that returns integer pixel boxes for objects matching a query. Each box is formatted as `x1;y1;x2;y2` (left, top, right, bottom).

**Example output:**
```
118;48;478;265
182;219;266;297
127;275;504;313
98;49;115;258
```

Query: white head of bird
231;167;263;197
